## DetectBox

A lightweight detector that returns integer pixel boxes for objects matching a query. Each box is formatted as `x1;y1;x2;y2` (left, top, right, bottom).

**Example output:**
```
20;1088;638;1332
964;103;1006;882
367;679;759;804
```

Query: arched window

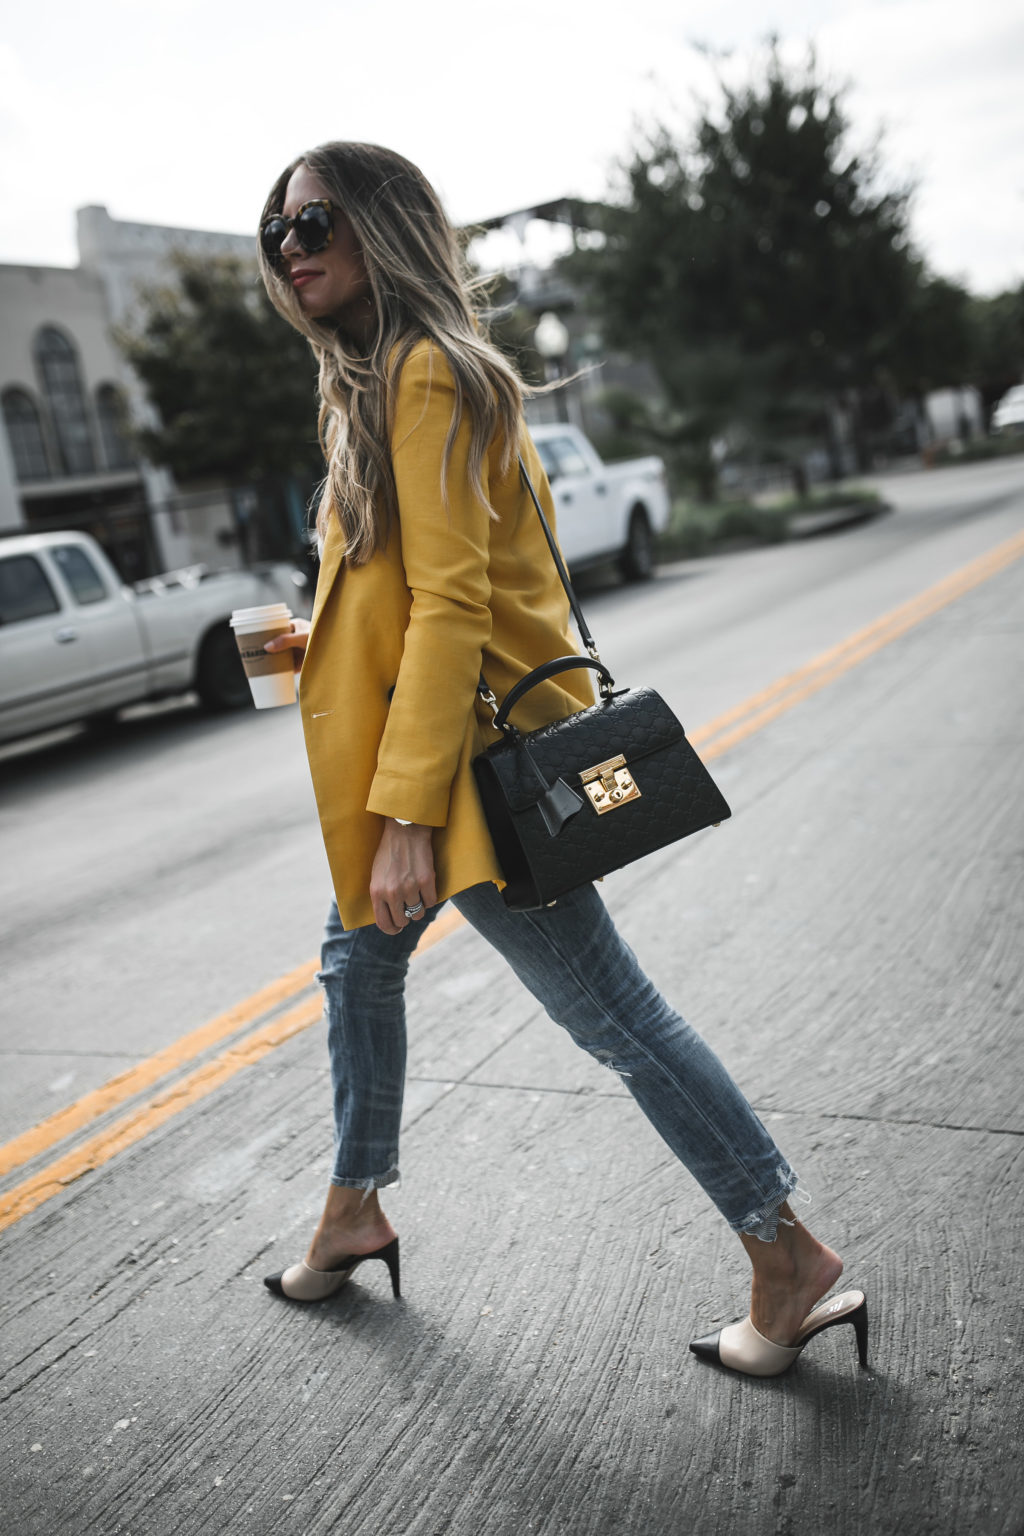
34;326;96;475
2;388;52;482
96;383;135;470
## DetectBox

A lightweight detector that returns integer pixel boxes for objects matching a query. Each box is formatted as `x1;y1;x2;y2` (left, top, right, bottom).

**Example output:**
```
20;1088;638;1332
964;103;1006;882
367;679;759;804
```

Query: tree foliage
116;253;323;484
566;44;974;487
967;285;1024;412
893;275;974;396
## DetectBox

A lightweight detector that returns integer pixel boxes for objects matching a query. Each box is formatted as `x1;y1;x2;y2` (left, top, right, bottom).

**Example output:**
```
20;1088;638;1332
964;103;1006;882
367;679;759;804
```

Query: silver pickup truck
0;531;310;746
531;424;670;581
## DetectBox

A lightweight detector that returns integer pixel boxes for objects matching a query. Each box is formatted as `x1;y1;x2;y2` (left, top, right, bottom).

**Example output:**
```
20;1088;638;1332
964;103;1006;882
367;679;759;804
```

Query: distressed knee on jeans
592;1048;633;1080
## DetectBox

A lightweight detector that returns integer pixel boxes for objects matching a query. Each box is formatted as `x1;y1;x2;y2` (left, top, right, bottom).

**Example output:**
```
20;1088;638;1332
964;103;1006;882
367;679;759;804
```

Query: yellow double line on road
2;528;1023;1234
0;912;463;1232
691;527;1024;761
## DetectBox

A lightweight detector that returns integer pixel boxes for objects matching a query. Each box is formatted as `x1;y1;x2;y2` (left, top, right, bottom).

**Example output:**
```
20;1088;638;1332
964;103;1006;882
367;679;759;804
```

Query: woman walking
256;142;866;1378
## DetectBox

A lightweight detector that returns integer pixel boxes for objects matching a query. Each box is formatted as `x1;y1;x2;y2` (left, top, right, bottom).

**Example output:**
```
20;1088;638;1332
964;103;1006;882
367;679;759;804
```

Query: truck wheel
619;506;655;582
196;625;252;711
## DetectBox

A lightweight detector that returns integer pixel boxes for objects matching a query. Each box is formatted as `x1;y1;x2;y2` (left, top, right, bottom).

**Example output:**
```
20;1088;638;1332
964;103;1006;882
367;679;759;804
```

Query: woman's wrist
387;817;431;835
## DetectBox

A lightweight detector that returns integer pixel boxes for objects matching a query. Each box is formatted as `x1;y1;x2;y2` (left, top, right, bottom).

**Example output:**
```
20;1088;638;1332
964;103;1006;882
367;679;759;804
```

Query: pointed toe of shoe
263;1272;286;1297
688;1329;723;1363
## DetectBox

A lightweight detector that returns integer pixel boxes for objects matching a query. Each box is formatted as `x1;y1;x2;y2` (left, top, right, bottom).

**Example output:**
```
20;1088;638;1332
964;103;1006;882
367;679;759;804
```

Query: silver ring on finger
404;900;424;918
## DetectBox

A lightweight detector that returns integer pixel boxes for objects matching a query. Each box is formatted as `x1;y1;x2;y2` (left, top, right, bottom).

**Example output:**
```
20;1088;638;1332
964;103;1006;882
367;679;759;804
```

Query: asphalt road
1;455;1022;1535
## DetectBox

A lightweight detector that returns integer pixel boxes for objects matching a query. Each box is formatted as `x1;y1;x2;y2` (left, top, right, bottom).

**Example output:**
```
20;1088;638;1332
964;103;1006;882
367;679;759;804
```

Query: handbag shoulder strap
516;455;601;665
477;452;612;729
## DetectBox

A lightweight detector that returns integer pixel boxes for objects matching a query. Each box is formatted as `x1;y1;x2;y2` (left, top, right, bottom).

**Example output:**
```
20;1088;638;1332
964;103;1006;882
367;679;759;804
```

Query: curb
788;500;887;537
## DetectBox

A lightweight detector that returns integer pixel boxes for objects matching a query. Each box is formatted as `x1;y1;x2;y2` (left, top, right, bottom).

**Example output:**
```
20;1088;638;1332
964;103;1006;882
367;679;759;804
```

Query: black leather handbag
473;459;731;911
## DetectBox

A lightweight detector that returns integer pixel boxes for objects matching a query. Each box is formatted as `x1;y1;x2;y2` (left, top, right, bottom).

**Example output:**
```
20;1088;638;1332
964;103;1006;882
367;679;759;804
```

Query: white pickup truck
0;531;310;747
530;424;670;581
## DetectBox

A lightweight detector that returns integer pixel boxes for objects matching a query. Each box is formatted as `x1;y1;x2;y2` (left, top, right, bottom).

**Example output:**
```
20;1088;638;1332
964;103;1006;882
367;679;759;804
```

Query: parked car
0;531;310;746
530;425;670;581
991;385;1024;436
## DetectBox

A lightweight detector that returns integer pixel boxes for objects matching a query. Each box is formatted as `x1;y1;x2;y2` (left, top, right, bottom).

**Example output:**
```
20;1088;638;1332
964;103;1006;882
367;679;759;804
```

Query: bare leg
740;1204;844;1345
305;1186;396;1271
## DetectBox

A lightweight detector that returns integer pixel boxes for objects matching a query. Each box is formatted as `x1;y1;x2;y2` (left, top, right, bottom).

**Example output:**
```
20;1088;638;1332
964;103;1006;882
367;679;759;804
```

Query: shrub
658;499;789;559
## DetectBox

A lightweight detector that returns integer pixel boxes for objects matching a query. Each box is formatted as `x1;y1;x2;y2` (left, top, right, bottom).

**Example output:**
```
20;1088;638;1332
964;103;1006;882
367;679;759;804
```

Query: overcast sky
1;0;1021;295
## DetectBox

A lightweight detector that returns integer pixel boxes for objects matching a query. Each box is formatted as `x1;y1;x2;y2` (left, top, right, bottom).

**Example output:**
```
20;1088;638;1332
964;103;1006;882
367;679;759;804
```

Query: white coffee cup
229;603;296;708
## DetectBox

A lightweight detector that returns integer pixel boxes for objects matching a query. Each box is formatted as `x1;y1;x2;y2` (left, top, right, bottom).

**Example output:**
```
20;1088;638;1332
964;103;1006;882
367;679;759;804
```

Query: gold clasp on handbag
579;754;641;814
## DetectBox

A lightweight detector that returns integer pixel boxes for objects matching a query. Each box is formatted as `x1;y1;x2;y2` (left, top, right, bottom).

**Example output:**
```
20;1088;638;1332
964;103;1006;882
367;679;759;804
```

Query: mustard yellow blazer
299;339;594;930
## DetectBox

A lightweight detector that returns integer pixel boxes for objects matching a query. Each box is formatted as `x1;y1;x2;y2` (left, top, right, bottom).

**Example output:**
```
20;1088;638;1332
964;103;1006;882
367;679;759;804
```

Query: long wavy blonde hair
258;141;526;562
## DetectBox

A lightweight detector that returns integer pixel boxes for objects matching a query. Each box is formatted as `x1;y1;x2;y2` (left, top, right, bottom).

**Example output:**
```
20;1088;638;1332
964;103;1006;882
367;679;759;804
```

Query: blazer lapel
309;519;346;632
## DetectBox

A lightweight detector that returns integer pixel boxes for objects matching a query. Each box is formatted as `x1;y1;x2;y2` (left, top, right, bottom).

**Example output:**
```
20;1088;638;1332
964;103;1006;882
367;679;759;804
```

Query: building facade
0;207;258;580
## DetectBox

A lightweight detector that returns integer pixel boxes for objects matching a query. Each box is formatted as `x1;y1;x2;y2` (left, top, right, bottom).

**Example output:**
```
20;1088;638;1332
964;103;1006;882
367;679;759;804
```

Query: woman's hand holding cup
264;619;312;673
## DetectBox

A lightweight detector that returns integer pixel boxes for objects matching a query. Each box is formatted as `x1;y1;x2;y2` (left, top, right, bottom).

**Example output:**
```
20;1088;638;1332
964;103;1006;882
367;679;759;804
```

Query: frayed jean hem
734;1173;809;1242
329;1167;401;1198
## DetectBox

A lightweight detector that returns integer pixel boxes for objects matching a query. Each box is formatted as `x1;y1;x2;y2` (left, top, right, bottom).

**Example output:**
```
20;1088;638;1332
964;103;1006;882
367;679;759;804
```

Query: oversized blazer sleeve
364;343;493;827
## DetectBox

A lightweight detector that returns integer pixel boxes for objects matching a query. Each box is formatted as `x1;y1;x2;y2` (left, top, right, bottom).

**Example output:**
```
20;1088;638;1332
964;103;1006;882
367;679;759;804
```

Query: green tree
567;44;940;492
116;253;323;484
966;285;1024;416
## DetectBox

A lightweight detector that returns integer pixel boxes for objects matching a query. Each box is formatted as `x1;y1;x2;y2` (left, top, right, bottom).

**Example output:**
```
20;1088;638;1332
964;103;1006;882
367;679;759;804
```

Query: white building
0;207;257;579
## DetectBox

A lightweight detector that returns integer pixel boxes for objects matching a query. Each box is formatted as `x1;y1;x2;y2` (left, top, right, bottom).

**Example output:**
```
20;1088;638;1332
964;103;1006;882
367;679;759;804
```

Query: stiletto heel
851;1293;869;1368
689;1289;868;1377
381;1235;400;1298
264;1236;401;1302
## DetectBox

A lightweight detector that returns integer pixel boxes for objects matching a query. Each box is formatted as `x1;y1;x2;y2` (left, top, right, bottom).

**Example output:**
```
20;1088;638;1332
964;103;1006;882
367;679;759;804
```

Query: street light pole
534;311;571;424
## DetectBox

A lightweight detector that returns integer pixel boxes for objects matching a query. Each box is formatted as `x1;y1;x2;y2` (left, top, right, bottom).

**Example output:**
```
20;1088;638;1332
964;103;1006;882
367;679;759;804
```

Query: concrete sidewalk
2;559;1022;1535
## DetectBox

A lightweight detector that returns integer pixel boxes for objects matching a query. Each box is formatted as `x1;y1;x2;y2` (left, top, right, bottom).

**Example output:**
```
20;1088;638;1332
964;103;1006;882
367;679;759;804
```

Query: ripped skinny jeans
318;880;798;1240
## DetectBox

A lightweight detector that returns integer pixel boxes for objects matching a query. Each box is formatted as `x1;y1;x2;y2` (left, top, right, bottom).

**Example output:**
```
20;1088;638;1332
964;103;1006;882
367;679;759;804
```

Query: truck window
550;438;589;478
0;555;61;624
51;544;108;605
535;441;558;480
